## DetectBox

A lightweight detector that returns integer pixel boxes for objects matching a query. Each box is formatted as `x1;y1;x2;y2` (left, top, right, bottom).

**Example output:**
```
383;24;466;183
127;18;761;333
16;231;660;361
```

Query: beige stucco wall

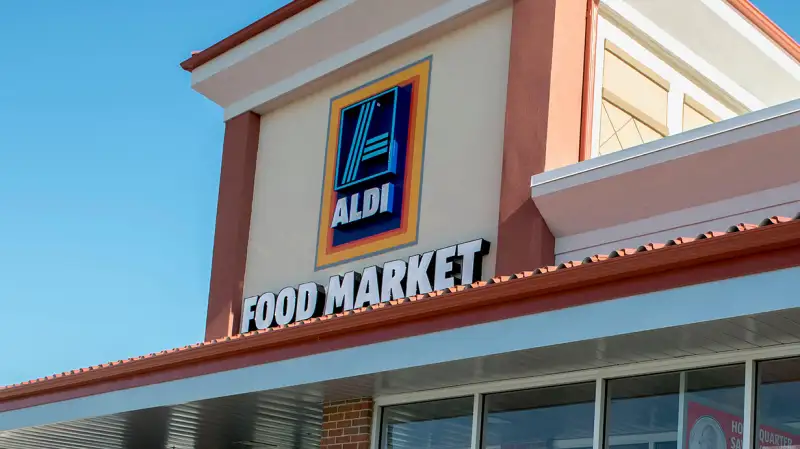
243;6;512;297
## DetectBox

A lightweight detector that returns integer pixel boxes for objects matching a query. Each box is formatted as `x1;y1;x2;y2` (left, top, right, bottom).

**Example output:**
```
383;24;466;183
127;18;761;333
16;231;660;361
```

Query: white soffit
606;0;800;108
188;0;505;120
530;99;800;238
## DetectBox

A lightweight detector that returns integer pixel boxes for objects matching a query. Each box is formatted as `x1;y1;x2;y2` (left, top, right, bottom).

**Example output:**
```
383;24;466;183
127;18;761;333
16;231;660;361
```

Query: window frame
369;347;800;449
590;15;738;158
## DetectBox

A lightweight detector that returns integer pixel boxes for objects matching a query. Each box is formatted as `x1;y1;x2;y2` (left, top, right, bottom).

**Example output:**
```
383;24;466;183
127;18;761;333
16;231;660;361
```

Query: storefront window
482;382;595;449
605;365;744;449
756;358;800;449
381;397;474;449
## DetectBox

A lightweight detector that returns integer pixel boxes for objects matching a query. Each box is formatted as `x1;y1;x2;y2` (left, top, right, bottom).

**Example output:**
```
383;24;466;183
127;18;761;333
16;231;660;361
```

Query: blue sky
0;0;289;385
0;0;798;386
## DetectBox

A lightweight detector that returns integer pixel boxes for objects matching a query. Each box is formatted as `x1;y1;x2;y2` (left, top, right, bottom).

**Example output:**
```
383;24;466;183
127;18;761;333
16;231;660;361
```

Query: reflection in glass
381;397;474;449
757;358;800;449
605;365;744;449
482;382;595;449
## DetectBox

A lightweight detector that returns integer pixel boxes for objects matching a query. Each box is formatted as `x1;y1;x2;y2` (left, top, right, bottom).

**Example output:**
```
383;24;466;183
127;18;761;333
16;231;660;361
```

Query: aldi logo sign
316;57;432;269
334;87;402;191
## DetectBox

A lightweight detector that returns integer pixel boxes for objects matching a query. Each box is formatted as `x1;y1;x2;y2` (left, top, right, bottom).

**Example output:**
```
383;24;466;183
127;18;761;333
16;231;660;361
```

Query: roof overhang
2;215;800;447
182;0;509;120
605;0;800;109
531;99;800;241
178;0;800;120
2;218;800;410
4;261;800;447
180;0;322;72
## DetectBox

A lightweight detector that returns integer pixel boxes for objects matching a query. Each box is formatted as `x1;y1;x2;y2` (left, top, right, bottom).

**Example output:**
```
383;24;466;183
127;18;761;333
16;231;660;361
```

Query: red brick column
321;398;374;449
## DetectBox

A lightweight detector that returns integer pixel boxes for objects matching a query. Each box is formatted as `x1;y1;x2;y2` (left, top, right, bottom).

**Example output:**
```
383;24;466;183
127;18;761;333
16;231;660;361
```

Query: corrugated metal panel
0;388;325;449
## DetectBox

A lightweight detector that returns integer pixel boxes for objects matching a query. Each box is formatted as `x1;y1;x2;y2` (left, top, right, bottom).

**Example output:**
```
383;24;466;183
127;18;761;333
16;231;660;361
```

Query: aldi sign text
241;238;489;333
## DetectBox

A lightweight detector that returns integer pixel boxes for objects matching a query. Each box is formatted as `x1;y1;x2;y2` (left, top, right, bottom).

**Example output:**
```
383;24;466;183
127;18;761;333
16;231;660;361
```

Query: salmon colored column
496;0;590;274
205;112;261;340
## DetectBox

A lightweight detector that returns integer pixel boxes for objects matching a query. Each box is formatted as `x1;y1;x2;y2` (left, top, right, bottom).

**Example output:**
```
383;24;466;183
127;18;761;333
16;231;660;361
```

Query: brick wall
321;397;374;449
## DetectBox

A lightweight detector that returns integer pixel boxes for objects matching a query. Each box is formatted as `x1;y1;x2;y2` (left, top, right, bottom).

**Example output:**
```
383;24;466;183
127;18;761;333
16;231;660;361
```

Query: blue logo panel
331;84;412;247
334;87;409;191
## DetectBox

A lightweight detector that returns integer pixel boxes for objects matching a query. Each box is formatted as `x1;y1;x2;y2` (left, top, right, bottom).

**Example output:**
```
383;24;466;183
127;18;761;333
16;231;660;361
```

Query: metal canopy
4;307;800;449
0;388;325;449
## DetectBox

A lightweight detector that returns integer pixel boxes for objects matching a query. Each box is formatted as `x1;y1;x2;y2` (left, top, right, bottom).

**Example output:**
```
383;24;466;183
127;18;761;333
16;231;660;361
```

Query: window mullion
593;378;608;449
743;358;757;449
677;371;687;449
470;393;484;449
591;34;607;158
371;405;383;449
667;88;685;135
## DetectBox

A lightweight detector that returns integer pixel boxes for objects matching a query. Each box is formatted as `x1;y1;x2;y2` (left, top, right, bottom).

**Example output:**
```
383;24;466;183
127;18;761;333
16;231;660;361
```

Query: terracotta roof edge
180;0;322;72
2;215;799;402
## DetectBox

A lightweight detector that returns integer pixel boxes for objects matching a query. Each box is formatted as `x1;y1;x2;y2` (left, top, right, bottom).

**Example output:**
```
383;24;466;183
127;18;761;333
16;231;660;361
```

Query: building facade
2;0;800;448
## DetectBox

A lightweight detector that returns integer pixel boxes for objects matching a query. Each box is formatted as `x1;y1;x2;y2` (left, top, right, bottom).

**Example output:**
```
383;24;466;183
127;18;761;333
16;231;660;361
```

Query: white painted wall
243;7;512;297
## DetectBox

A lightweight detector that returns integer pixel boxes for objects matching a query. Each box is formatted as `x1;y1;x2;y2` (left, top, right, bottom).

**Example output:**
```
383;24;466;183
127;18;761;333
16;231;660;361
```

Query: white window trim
593;378;607;449
667;89;686;136
591;16;738;157
371;399;383;449
590;28;607;159
743;359;757;449
470;393;484;449
601;0;764;112
677;371;688;449
370;342;800;449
